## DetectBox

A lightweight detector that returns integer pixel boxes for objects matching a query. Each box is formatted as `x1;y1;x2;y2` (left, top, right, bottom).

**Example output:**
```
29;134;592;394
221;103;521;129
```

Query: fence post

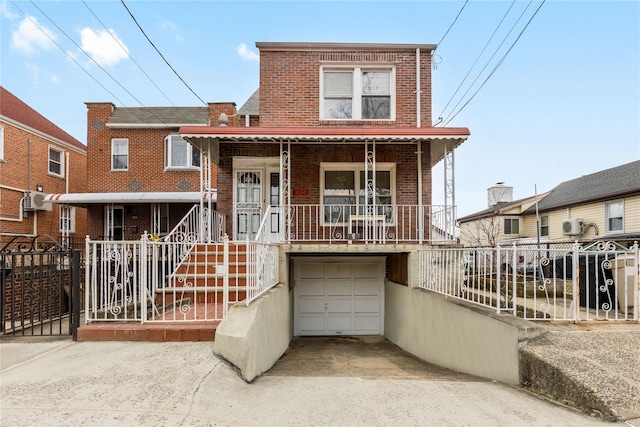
223;235;229;315
496;244;501;314
84;236;91;325
512;243;518;316
71;250;80;341
572;241;580;321
140;233;149;323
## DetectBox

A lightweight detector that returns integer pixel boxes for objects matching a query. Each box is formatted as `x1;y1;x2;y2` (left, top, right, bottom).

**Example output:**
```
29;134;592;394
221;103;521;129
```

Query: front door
105;205;124;240
235;170;262;241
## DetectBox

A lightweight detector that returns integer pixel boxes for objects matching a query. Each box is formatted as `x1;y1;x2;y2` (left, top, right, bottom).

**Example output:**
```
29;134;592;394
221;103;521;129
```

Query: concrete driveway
0;337;612;426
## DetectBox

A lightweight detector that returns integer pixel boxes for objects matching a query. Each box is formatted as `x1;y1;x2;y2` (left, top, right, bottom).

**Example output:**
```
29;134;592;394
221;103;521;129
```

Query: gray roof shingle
524;160;640;213
108;107;209;126
237;89;259;116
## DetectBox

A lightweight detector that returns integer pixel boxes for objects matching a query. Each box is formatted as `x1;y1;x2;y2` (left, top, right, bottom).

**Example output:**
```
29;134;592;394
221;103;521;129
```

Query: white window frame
605;200;624;233
320;66;396;121
164;135;200;170
539;215;549;237
320;162;395;225
503;217;521;235
151;203;169;236
0;125;4;161
48;146;64;177
111;138;129;171
59;205;76;233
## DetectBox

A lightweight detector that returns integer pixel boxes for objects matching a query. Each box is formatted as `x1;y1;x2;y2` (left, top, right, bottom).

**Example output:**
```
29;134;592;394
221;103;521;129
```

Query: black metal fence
1;235;81;339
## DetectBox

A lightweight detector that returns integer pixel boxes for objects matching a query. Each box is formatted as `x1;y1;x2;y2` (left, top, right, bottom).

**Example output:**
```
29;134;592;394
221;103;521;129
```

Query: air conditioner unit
24;191;52;211
562;218;583;236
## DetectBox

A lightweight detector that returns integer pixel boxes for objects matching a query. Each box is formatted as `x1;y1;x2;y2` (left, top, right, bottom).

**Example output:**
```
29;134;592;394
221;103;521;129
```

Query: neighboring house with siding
44;102;234;240
0;86;87;245
458;161;640;247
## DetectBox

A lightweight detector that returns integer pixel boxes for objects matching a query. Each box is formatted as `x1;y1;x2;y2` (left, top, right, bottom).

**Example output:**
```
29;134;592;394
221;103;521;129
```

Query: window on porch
321;164;394;225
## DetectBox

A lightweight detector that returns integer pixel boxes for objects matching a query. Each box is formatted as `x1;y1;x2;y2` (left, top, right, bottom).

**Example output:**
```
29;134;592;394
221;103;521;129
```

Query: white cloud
11;16;56;55
162;19;184;42
236;43;259;61
1;0;18;19
79;27;129;67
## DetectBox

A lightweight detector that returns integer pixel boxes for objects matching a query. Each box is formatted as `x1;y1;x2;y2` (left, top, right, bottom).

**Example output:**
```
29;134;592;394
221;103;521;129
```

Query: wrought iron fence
1;235;81;337
419;241;639;322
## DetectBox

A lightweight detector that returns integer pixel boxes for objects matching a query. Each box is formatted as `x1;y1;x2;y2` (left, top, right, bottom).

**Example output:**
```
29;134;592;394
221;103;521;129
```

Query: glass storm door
268;171;283;242
105;206;124;240
235;171;262;241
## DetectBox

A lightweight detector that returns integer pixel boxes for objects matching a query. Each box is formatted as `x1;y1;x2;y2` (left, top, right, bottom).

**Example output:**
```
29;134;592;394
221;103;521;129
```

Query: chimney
487;182;513;207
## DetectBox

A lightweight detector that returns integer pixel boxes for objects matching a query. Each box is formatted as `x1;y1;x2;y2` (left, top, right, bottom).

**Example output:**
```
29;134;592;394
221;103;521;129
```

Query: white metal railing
269;204;456;244
245;205;281;305
163;204;225;244
418;241;639;322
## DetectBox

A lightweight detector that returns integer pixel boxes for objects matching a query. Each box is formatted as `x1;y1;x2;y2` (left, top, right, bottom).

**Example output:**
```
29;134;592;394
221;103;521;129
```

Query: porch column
200;139;212;243
443;142;456;240
364;140;377;241
280;139;291;242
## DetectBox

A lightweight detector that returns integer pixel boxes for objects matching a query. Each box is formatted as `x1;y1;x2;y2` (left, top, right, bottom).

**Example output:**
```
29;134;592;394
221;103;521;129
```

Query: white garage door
295;258;384;336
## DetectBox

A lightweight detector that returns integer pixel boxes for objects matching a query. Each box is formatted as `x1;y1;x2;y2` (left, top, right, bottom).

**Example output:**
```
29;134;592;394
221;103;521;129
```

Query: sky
1;0;638;217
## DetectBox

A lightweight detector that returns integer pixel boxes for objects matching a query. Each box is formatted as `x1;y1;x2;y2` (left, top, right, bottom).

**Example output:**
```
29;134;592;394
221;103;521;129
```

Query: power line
443;0;546;126
437;0;517;120
120;0;207;106
434;0;469;51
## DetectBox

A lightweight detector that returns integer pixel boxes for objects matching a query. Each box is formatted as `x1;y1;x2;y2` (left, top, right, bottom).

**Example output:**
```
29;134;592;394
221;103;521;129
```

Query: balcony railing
268;204;456;244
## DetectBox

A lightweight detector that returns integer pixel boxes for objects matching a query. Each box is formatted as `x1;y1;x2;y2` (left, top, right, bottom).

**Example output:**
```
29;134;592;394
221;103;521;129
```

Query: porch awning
179;125;470;167
44;191;216;207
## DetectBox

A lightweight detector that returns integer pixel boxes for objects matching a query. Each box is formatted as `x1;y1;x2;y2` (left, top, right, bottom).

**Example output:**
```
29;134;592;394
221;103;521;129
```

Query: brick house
181;42;471;336
0;86;87;246
45;102;235;240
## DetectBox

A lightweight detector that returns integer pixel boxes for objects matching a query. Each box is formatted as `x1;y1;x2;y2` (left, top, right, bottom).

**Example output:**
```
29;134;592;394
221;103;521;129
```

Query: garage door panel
327;316;352;331
300;264;326;279
326;298;352;313
299;316;326;332
299;280;325;296
300;299;326;314
326;281;353;296
354;281;379;296
325;264;353;279
354;298;379;313
354;315;380;331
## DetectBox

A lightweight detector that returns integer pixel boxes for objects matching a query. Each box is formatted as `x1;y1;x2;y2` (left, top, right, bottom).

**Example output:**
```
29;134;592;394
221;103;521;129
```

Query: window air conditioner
562;218;583;236
24;191;52;211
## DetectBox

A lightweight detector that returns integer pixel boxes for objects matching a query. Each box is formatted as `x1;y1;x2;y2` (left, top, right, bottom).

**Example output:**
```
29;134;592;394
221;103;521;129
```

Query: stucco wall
213;284;291;382
384;280;545;384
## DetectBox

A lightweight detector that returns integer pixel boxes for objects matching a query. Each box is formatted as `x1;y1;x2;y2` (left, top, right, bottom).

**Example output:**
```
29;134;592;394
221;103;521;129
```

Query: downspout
416;48;424;242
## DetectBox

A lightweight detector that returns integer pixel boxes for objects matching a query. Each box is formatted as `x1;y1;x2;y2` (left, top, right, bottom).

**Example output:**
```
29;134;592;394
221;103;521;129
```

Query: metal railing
419;241;639;322
245;207;280;305
268;204;456;244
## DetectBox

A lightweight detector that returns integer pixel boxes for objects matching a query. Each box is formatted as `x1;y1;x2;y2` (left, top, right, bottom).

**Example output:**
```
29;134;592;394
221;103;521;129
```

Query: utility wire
443;0;546;126
81;0;176;107
437;0;517;120
120;0;208;106
434;0;469;51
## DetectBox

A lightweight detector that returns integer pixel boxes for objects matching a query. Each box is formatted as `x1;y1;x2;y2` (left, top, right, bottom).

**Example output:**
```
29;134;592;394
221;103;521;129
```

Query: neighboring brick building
46;102;235;240
0;86;87;245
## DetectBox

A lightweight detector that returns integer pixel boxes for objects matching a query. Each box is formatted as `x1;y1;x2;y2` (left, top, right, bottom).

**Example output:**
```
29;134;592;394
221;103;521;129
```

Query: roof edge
256;42;437;51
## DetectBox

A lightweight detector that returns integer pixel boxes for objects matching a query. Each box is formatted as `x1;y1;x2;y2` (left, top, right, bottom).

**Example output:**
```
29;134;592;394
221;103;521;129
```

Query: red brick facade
1;87;87;244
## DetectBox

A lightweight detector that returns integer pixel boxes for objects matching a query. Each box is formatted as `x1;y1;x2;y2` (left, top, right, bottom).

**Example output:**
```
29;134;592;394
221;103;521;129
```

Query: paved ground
1;336;616;427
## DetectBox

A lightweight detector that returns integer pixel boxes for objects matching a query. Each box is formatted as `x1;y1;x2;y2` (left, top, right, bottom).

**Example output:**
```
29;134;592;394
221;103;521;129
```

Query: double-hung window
503;218;520;235
112;138;128;170
48;146;64;177
322;67;394;120
321;163;394;224
605;200;624;233
165;135;200;169
540;215;549;237
60;205;76;233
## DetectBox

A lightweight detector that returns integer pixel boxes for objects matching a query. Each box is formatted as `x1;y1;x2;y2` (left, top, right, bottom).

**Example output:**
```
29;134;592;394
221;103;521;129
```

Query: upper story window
540;215;549;237
112;138;128;170
503;218;520;235
321;67;395;121
164;135;200;169
605;200;624;233
0;125;4;160
48;146;64;177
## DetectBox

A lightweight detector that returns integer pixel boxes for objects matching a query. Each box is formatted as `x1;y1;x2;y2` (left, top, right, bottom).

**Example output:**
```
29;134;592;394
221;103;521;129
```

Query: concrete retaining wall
384;280;545;385
213;284;291;382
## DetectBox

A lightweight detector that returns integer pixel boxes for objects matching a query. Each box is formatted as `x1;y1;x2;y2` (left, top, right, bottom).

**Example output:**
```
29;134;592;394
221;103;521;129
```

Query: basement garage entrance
294;257;385;336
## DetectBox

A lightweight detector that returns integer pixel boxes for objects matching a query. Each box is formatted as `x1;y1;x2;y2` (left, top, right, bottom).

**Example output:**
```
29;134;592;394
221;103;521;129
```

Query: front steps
78;242;248;342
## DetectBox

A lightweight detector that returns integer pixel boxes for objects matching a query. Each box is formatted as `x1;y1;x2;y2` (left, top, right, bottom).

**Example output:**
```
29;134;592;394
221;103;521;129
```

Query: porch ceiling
181;126;470;168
